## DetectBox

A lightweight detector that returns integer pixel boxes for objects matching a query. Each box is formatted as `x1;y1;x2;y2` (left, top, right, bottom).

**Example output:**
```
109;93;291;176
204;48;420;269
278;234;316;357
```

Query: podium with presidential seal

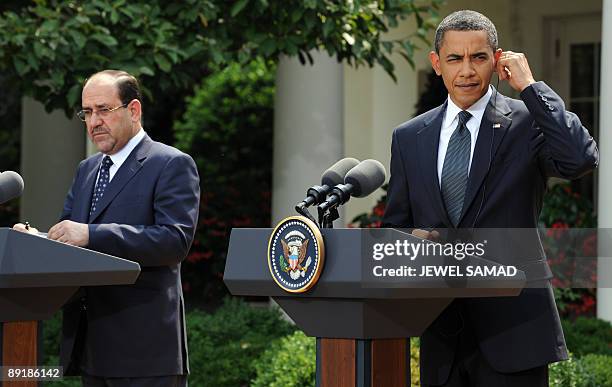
224;216;527;387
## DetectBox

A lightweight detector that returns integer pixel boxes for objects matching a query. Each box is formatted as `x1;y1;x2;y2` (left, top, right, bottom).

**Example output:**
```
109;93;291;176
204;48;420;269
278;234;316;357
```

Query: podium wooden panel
319;338;408;387
1;321;38;387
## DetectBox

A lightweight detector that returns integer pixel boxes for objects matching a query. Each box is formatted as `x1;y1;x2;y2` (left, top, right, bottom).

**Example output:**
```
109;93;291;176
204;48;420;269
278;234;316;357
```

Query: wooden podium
0;228;140;386
224;228;525;387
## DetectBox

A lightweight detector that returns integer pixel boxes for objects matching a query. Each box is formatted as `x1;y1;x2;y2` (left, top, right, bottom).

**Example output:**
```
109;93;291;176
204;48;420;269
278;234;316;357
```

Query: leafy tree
0;0;443;116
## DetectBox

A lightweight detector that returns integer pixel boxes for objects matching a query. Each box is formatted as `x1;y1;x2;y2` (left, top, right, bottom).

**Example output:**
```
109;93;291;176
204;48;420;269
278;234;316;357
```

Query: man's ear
493;48;503;69
128;99;142;123
429;51;442;76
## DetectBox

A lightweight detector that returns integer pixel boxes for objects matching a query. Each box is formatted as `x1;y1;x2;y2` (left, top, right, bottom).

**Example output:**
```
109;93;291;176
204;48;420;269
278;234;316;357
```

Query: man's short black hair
434;10;498;54
84;69;142;106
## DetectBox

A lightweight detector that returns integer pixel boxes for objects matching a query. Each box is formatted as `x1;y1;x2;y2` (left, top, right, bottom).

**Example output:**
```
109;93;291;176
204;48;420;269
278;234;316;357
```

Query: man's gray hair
434;10;498;54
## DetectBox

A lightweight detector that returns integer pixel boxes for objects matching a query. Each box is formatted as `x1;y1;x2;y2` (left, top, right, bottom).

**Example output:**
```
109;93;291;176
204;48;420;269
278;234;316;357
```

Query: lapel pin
493;123;501;128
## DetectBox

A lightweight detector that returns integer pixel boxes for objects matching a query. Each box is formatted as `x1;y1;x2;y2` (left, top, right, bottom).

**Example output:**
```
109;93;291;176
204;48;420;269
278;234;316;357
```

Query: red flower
373;203;386;217
582;234;597;257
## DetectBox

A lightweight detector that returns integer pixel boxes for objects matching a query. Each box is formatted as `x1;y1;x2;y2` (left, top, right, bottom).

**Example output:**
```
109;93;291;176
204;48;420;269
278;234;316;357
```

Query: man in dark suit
383;10;598;387
17;70;200;386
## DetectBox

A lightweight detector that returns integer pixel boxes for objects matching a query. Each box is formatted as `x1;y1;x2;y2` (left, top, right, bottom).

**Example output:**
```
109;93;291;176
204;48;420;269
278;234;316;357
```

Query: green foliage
42;313;81;386
539;183;596;228
187;298;297;386
410;337;420;386
575;354;612;387
550;355;579;387
549;353;612;387
0;0;443;115
0;73;21;227
251;331;316;387
43;312;62;365
43;298;296;386
562;317;612;357
174;58;275;302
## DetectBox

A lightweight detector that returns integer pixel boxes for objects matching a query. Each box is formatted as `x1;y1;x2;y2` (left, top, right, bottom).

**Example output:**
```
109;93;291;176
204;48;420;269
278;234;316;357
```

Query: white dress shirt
437;86;493;185
95;129;146;183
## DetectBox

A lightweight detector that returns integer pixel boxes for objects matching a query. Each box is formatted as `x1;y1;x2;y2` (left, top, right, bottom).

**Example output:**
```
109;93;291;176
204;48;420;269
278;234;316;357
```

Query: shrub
43;298;295;386
549;355;579;387
575;354;612;387
540;183;597;319
410;337;420;386
562;317;612;357
251;331;315;387
187;298;296;386
173;58;275;304
42;312;80;386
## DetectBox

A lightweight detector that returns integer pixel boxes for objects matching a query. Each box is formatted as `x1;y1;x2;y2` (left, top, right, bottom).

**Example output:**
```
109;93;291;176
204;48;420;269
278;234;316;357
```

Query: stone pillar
597;0;612;322
272;52;344;225
20;98;85;230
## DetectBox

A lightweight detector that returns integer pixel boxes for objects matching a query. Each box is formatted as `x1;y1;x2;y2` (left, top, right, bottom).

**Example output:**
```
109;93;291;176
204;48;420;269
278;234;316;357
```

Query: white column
597;0;612;322
272;52;344;225
20;98;85;230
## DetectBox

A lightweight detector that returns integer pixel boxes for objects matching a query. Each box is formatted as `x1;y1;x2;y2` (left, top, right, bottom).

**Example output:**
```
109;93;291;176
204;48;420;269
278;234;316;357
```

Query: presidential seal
267;216;325;293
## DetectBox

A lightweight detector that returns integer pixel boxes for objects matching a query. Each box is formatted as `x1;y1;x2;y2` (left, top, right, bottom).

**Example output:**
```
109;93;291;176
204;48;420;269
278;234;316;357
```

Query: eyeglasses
76;103;128;122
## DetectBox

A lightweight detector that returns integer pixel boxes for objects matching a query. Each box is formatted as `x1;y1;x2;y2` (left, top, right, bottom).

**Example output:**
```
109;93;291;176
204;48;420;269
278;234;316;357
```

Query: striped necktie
441;110;472;227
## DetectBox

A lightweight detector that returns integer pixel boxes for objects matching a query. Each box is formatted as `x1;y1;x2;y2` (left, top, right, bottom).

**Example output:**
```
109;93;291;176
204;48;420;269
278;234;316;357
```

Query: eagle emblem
280;230;313;280
267;216;325;293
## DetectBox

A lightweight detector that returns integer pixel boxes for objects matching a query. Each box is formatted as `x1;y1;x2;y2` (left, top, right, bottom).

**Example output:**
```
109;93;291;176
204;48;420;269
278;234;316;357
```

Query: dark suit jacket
59;134;200;378
383;82;598;385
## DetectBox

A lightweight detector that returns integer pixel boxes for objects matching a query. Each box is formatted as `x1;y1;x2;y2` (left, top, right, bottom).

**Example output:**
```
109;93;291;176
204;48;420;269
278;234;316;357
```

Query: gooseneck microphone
318;159;387;215
295;158;360;221
0;171;24;204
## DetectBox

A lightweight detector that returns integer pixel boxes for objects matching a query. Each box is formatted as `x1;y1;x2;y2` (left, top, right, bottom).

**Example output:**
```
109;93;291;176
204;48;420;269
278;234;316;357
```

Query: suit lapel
89;135;153;223
417;102;452;227
459;92;512;224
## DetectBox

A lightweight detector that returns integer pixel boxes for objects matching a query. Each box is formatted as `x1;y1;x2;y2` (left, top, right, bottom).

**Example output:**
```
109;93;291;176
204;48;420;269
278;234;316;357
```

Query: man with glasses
16;70;199;386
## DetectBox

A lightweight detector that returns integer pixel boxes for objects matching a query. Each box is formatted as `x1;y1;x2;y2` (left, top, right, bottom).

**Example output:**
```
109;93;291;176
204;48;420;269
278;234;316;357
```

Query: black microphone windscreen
321;158;360;187
344;159;386;198
0;171;24;204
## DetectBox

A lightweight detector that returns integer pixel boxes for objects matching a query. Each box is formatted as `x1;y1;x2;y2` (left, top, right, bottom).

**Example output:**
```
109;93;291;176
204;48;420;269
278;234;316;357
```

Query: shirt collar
444;85;493;128
105;129;146;168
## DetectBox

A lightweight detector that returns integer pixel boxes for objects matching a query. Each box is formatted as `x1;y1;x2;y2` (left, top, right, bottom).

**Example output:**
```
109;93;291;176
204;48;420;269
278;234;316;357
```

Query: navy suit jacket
383;82;598;385
59;134;200;378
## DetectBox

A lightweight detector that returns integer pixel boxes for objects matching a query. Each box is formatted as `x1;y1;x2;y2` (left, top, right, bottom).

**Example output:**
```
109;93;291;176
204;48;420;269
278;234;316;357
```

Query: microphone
0;171;24;204
295;158;360;211
318;159;386;213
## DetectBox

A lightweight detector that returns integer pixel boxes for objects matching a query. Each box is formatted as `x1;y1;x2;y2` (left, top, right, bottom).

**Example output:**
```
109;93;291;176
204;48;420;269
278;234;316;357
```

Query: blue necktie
90;156;113;217
441;110;472;227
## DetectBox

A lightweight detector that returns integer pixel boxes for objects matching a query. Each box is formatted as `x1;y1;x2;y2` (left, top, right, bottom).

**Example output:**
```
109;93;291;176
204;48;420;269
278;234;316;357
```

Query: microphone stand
318;206;339;229
322;208;339;228
295;203;318;224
